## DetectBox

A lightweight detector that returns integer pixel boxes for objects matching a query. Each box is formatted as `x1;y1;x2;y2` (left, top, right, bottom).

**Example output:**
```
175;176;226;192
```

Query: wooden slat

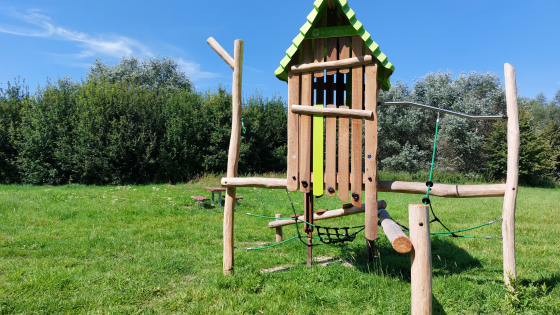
326;6;338;76
314;16;325;78
313;105;324;196
325;105;337;196
299;39;313;193
364;63;379;242
350;35;363;207
339;38;351;74
287;71;301;192
338;105;350;202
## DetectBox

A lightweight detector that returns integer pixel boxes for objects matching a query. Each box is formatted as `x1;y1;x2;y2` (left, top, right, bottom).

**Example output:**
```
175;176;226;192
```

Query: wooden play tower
208;0;520;312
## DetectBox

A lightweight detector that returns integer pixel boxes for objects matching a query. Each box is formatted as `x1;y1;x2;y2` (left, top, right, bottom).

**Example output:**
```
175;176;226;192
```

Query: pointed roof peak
274;0;395;91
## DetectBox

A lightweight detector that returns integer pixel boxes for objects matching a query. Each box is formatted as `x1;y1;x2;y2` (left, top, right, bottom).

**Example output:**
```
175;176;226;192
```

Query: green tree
88;56;192;92
485;107;555;185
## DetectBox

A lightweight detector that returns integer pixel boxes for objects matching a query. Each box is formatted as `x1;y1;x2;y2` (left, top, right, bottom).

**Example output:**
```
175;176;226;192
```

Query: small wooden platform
203;187;226;206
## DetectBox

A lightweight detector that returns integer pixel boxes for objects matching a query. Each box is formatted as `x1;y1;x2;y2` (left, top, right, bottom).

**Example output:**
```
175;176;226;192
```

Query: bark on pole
502;63;519;288
223;40;244;275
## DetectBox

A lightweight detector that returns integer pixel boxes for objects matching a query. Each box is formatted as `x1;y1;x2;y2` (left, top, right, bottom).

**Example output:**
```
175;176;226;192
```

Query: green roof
274;0;395;91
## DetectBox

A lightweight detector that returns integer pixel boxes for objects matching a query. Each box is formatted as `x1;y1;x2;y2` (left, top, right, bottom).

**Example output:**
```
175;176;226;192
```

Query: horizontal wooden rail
268;200;387;228
291;105;374;119
221;177;288;189
221;177;506;198
291;55;373;74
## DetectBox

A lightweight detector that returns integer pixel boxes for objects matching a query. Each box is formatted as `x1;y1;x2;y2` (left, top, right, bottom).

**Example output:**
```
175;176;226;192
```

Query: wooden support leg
275;214;283;242
366;239;376;262
304;192;314;268
410;204;432;315
503;63;520;289
223;187;236;275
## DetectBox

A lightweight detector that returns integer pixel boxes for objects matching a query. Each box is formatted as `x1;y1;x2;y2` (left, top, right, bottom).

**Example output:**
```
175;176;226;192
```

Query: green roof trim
274;0;395;91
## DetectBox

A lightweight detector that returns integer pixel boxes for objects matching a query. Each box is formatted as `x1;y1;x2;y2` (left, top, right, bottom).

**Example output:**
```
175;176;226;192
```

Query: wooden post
275;214;283;242
379;208;412;254
410;204;432;315
305;192;314;268
223;39;244;275
364;63;379;261
503;63;519;288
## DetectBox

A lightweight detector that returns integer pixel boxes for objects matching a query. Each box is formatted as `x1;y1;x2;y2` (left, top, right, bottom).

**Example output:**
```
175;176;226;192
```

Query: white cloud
0;8;220;83
177;58;221;81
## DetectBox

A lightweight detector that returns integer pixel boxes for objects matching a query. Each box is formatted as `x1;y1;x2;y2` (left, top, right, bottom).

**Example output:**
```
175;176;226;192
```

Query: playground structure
207;0;519;313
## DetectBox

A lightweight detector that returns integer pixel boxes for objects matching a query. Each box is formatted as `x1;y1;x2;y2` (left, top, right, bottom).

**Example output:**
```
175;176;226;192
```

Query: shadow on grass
343;236;482;281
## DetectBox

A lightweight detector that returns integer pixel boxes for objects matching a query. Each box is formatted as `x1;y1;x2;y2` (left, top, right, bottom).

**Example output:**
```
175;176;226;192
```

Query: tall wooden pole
223;39;244;275
502;63;519;288
410;204;432;315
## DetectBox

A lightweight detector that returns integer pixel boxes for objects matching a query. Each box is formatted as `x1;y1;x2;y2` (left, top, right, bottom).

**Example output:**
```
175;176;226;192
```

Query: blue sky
1;0;559;102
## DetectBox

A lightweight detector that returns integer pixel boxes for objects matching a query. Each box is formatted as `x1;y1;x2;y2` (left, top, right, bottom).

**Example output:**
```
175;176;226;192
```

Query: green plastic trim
313;105;324;196
304;25;358;39
274;0;395;91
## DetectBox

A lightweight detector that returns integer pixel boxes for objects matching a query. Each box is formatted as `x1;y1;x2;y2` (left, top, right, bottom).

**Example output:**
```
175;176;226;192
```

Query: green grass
0;174;559;314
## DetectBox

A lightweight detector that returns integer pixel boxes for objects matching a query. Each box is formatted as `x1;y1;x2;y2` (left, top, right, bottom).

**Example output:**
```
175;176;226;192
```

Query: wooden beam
503;63;520;289
291;105;373;119
206;37;234;70
223;39;243;276
291;55;373;74
364;62;379;258
410;204;432;315
379;208;412;254
221;177;288;189
268;200;388;228
221;176;506;198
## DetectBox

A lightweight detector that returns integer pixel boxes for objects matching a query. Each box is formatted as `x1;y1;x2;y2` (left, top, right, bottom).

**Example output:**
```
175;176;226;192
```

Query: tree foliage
88;56;193;92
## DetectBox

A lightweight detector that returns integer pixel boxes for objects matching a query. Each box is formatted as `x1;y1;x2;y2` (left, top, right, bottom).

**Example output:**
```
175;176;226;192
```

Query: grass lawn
0;174;559;314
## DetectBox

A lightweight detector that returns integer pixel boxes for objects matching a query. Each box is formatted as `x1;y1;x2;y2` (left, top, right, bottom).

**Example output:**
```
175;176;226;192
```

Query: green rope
236;236;300;250
425;112;440;204
430;218;502;235
241;118;247;134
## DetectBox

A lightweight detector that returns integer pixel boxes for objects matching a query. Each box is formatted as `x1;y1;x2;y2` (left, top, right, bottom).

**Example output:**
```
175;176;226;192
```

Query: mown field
0;174;559;314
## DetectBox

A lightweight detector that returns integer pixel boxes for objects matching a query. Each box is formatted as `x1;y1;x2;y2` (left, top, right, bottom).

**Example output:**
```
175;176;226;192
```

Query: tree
485;107;555;185
88;56;192;91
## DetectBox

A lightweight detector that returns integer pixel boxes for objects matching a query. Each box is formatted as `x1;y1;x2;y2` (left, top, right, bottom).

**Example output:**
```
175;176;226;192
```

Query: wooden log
299;39;313;193
364;62;379;257
222;176;506;198
377;181;506;198
287;71;300;191
291;55;374;74
221;177;287;189
338;106;350;202
206;37;234;70
409;204;432;315
503;63;520;289
379;209;412;253
275;214;283;242
291;105;373;119
351;36;363;207
223;39;243;276
268;200;388;228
